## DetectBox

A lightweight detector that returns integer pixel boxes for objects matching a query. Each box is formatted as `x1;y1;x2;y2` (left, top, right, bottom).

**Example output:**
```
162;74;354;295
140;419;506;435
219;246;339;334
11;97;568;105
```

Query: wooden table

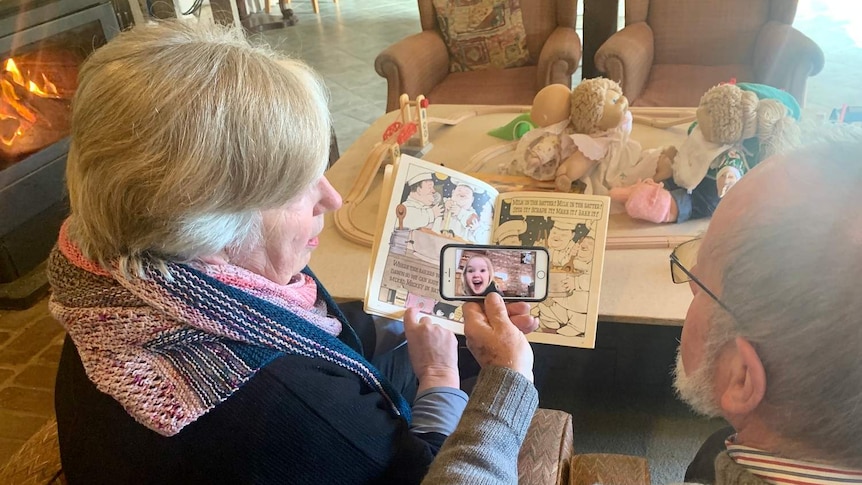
311;105;707;326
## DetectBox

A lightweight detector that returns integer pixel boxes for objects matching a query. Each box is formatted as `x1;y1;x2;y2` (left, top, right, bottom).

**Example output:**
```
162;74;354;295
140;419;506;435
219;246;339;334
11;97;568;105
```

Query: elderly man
672;137;862;483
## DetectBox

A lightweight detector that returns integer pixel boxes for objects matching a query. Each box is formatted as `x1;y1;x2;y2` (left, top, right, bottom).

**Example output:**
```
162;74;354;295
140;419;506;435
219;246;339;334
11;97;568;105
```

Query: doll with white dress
511;79;674;194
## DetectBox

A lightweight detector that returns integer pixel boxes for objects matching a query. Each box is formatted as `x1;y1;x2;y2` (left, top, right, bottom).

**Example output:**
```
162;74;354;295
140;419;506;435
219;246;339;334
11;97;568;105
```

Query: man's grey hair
710;127;862;467
65;20;331;277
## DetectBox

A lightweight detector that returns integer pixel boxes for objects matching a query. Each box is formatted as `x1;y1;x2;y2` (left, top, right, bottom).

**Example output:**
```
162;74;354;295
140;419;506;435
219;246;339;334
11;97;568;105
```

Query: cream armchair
375;0;581;113
595;0;824;107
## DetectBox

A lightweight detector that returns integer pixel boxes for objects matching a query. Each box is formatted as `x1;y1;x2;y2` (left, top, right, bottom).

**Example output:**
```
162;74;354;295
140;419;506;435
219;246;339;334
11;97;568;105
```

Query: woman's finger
403;308;435;339
403;307;420;327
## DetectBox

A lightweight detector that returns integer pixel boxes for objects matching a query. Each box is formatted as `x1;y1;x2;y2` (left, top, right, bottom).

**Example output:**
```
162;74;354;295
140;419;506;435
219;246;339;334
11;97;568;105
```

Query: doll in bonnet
610;82;800;223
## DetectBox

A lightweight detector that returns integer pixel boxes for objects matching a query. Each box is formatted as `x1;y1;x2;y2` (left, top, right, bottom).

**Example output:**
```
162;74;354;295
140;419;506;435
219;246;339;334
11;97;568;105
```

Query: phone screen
439;244;550;302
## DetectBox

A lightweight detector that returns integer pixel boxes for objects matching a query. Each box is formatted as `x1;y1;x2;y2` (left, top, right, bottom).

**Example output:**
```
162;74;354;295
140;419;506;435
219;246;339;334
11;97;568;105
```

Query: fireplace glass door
1;3;115;169
0;1;118;286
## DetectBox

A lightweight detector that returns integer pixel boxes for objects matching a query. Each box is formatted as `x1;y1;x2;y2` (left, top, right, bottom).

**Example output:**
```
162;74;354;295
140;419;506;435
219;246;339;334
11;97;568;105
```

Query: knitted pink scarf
200;264;342;336
47;223;409;436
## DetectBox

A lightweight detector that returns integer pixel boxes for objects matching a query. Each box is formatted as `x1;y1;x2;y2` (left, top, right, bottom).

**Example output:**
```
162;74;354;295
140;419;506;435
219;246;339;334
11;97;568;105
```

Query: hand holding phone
439;244;550;302
462;293;535;381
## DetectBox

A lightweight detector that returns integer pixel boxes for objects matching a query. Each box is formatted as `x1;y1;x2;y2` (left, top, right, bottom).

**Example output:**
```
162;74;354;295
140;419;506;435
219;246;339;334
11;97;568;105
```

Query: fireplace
0;1;119;306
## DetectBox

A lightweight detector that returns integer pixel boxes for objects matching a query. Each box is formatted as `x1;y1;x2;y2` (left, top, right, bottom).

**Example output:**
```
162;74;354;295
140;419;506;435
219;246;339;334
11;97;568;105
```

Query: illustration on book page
494;195;605;341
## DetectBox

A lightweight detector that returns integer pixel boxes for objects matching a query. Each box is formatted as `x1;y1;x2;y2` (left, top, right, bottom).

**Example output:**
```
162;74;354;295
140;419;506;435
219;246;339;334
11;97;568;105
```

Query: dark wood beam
582;0;620;79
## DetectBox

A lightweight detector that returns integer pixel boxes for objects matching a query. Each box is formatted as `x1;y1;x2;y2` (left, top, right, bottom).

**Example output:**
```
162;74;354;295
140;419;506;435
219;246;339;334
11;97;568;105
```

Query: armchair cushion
518;408;574;485
375;31;451;110
0;418;64;485
594;0;822;108
428;65;539;106
569;453;651;485
753;22;824;103
595;22;654;102
635;64;753;107
536;26;583;89
432;0;531;73
378;0;580;112
648;0;769;66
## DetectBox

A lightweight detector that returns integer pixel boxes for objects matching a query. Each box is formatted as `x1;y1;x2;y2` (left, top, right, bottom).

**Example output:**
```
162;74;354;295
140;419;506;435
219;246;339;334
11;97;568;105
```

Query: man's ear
719;337;766;415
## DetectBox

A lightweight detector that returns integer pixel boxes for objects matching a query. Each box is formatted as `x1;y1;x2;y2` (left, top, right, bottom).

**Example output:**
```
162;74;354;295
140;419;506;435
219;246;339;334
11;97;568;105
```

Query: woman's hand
404;307;460;391
462;293;536;381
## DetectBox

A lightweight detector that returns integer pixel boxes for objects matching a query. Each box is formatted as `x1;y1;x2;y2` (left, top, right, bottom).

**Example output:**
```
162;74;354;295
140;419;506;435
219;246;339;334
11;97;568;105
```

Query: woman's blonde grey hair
65;20;331;276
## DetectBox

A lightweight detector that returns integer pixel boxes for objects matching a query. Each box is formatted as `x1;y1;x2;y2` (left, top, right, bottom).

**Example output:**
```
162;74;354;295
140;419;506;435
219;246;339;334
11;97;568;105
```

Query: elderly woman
50;20;538;484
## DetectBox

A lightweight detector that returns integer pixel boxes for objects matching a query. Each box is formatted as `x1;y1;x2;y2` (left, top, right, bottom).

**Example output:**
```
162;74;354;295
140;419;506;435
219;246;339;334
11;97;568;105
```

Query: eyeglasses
670;238;735;318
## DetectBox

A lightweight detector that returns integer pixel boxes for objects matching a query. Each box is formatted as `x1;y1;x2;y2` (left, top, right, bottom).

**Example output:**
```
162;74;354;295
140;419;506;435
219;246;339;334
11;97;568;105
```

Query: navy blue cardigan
54;272;445;484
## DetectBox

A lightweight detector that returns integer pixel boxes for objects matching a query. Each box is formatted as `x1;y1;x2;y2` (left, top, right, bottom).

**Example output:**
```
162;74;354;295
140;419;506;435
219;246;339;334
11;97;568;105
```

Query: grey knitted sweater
421;366;539;484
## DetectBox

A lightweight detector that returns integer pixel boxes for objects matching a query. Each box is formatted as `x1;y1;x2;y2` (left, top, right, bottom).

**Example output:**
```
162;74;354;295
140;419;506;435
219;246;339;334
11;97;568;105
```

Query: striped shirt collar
726;440;862;484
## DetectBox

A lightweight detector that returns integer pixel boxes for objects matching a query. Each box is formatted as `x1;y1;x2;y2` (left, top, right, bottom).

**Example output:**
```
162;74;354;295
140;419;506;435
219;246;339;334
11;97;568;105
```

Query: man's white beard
673;349;723;418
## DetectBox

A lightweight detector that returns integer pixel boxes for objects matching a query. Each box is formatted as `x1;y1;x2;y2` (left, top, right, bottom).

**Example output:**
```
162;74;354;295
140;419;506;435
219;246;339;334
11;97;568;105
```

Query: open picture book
365;155;611;348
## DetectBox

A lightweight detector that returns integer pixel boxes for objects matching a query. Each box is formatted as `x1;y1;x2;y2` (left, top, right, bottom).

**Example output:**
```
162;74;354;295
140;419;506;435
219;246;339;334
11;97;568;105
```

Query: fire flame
1;57;62;147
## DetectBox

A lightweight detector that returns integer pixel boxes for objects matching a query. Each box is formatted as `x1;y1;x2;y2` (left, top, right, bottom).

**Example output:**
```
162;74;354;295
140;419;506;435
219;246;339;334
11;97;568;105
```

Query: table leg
149;1;177;18
278;0;296;21
208;0;241;24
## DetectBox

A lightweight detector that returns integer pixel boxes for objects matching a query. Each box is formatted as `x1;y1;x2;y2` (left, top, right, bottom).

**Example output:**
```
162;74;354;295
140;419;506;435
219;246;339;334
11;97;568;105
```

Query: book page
365;155;499;334
493;192;611;349
366;164;396;301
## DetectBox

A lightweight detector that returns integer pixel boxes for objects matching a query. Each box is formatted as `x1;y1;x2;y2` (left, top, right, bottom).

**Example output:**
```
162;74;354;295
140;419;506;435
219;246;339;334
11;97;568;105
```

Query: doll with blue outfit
610;82;801;223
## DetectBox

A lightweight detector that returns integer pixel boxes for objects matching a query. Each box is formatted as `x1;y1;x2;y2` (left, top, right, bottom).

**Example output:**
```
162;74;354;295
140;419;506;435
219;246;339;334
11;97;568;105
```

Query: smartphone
439;244;550;302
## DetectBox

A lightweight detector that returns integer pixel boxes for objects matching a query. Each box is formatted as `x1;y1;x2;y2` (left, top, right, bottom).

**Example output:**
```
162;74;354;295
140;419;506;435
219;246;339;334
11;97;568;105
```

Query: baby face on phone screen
464;256;492;295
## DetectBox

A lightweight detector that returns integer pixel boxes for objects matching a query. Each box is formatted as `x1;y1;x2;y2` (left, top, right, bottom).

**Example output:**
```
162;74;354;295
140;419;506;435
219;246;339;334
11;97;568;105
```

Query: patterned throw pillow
432;0;530;73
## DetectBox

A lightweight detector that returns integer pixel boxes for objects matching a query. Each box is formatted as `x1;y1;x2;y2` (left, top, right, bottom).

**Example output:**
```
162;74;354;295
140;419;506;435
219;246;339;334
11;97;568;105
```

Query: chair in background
279;0;337;15
235;0;298;33
375;0;581;113
595;0;824;107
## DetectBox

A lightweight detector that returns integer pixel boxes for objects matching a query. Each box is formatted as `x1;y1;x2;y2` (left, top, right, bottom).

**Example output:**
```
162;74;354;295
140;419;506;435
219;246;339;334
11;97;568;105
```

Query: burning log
0;101;70;162
0;54;74;165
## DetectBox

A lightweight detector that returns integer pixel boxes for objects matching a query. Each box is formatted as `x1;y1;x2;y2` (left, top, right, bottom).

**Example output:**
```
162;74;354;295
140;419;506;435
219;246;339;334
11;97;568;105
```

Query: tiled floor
1;0;860;481
0;299;65;467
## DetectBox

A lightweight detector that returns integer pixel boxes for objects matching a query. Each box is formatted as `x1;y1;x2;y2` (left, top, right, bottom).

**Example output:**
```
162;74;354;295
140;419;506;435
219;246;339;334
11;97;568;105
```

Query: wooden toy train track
333;106;698;248
333;105;530;246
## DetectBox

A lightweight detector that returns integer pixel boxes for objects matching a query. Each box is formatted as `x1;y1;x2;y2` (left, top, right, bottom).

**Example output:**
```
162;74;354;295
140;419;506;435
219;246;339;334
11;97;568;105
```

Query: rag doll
507;84;575;181
610;82;800;223
511;79;674;193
